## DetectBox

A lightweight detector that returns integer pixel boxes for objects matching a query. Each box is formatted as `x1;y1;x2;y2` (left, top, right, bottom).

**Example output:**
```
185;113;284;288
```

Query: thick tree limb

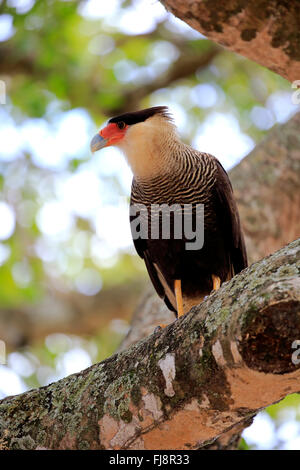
231;111;300;265
1;238;299;450
160;0;300;82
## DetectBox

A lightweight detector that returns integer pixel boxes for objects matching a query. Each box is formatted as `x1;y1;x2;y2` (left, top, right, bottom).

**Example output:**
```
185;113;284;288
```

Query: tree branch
1;238;299;450
231;111;300;265
160;0;300;82
103;46;220;116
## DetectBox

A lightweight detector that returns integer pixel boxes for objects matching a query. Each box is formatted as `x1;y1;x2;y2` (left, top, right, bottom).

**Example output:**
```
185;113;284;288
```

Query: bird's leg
212;274;221;291
154;280;184;332
174;279;184;318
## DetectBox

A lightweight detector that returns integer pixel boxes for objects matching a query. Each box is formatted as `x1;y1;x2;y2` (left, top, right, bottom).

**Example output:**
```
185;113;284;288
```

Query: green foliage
267;394;300;421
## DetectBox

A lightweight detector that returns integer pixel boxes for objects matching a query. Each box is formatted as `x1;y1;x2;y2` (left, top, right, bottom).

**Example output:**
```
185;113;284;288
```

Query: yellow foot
154;323;167;333
174;279;184;318
212;274;221;291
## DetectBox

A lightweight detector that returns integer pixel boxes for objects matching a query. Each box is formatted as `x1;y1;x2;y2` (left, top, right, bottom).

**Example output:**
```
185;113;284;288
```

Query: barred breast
131;148;217;211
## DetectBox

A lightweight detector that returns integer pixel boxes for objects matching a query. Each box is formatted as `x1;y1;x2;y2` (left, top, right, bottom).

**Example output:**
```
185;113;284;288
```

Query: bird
90;106;247;320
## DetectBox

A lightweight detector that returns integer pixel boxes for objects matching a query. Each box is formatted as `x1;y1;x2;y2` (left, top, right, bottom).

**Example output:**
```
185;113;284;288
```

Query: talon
212;274;221;291
154;324;167;333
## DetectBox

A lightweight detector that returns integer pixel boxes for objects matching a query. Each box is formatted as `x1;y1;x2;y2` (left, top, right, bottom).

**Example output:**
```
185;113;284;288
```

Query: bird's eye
117;121;126;130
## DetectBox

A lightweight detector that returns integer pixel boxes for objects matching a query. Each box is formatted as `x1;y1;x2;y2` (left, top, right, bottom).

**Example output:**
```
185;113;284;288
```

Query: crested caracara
91;106;247;319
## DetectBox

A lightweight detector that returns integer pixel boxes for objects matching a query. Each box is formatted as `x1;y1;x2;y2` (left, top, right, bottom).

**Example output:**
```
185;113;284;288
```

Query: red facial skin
99;123;128;147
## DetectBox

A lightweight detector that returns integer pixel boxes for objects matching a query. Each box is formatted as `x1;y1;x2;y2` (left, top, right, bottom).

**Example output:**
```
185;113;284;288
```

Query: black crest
108;106;172;126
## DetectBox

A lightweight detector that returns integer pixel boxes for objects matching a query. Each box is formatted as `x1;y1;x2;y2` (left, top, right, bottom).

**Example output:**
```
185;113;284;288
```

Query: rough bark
1;238;300;450
229;111;300;265
160;0;300;82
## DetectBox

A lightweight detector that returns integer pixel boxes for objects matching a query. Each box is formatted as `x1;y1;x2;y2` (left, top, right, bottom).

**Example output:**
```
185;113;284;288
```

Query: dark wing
214;159;248;274
129;197;177;313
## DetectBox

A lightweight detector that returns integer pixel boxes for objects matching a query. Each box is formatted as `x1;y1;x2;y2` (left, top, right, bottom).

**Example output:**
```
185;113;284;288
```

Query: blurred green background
0;0;299;450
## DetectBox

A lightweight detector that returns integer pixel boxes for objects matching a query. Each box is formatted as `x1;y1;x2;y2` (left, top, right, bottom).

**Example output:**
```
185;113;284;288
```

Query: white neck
116;116;180;181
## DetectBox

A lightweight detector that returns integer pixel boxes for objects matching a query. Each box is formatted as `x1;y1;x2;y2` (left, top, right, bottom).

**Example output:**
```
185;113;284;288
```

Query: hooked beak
90;133;108;153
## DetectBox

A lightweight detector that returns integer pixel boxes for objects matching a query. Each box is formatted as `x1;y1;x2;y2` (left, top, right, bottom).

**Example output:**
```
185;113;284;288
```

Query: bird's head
90;106;178;179
90;118;128;152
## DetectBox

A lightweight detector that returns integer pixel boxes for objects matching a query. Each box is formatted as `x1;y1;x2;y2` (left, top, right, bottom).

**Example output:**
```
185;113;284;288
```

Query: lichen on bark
160;0;300;81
